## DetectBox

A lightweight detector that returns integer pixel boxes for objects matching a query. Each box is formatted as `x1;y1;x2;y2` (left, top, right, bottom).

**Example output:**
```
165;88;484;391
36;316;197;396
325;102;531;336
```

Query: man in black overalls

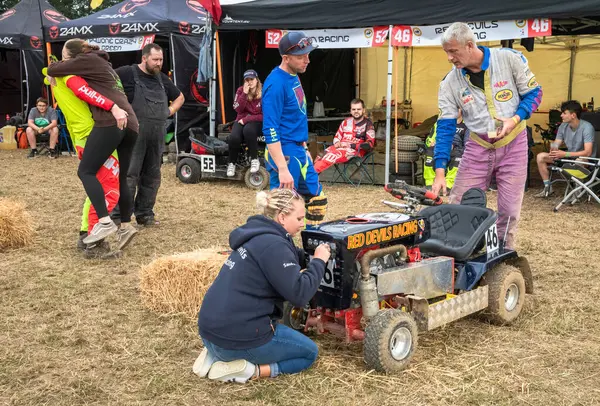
113;43;184;226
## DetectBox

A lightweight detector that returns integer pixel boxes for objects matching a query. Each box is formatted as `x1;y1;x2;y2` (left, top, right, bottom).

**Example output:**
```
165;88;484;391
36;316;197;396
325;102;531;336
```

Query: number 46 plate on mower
486;222;500;258
200;155;216;173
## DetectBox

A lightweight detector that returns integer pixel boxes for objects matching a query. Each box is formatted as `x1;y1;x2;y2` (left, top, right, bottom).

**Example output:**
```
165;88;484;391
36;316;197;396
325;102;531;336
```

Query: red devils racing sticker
179;21;191;35
109;23;121;35
49;26;59;39
30;36;42;49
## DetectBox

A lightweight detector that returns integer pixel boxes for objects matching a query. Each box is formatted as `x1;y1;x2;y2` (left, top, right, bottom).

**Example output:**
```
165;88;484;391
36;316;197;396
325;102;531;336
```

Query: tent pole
567;39;578;100
19;50;24;117
216;31;226;127
22;50;30;115
210;29;217;138
354;48;360;98
169;33;179;154
402;47;408;101
384;25;393;185
36;0;48;63
394;46;398;174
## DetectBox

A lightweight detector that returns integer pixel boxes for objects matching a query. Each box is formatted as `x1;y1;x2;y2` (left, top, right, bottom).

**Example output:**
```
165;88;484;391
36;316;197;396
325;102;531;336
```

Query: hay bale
139;248;228;318
0;198;34;250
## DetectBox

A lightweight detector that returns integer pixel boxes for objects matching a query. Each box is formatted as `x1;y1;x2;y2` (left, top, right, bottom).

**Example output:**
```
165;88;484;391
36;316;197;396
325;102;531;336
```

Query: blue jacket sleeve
515;87;543;122
262;79;285;144
433;118;457;170
435;76;459;170
257;242;325;307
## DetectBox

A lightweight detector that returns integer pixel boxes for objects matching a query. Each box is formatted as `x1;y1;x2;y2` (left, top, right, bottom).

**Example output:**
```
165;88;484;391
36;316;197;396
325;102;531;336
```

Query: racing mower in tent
176;128;270;190
285;181;533;373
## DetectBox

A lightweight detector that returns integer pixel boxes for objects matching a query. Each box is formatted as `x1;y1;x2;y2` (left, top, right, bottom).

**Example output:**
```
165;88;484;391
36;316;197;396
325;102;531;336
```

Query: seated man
535;100;596;197
313;98;375;173
424;110;469;190
26;97;59;159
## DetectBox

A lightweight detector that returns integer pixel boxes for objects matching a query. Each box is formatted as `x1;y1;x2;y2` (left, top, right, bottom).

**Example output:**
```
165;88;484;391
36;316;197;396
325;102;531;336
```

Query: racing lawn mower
176;128;270;190
285;181;533;373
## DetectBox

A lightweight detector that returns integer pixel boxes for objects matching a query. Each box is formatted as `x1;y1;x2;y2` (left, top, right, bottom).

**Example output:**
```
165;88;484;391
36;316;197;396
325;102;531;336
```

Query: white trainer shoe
226;163;236;177
192;347;216;378
207;359;256;384
250;159;260;173
83;220;118;245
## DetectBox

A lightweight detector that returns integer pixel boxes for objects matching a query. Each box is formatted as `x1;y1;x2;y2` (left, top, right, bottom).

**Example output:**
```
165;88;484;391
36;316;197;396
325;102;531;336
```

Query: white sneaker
192;347;216;378
83;220;118;244
226;163;236;177
207;359;256;384
250;159;260;173
115;222;138;251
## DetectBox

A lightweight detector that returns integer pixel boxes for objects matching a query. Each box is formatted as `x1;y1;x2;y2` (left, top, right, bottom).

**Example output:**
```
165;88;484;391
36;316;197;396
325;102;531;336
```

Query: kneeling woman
194;188;331;383
227;69;263;177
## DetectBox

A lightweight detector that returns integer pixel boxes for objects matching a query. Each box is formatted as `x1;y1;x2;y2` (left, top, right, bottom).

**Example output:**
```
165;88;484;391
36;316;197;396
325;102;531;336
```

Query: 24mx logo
118;22;159;34
0;37;14;45
58;26;93;37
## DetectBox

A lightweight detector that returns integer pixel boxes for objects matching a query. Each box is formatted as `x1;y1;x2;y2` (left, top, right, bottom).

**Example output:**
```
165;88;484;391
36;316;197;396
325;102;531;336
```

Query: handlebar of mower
384;181;442;206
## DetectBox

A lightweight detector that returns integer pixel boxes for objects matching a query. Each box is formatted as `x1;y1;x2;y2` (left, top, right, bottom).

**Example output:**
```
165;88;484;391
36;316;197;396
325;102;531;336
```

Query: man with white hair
432;22;542;249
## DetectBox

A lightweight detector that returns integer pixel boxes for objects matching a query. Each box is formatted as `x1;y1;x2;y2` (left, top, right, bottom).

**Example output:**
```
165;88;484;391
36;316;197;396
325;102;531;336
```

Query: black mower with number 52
176;128;270;190
284;181;533;373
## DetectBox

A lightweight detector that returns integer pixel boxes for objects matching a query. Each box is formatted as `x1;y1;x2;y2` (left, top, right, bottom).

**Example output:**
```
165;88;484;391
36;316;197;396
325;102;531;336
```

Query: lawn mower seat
459;187;487;208
189;127;229;155
418;193;496;262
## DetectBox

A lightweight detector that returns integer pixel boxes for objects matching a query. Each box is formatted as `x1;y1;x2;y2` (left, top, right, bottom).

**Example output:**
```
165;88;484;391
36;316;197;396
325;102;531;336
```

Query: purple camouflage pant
449;129;528;249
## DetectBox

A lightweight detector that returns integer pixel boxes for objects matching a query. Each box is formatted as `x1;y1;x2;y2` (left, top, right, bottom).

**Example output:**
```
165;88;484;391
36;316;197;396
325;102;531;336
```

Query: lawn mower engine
297;211;447;343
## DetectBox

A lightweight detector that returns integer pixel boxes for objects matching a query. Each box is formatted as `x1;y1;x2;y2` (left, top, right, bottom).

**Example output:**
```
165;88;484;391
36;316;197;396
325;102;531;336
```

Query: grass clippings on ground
1;149;599;406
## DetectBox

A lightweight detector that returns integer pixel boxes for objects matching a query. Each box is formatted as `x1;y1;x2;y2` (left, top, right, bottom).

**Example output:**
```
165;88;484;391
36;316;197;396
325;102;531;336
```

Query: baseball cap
243;69;258;79
278;31;316;56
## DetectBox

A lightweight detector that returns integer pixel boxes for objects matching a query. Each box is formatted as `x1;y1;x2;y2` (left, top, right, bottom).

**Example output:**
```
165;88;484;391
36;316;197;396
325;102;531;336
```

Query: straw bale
139;248;228;318
0;198;34;250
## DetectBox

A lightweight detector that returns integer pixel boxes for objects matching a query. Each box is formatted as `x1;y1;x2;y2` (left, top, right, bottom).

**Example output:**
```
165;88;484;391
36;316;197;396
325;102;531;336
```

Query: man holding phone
534;100;596;198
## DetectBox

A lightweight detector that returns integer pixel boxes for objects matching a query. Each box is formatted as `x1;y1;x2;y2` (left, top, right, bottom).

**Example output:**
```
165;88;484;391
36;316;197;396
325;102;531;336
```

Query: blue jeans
202;324;318;377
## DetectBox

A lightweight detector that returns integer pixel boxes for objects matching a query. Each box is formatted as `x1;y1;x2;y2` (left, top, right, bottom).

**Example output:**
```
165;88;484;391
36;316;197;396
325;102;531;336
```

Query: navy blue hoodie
198;215;326;350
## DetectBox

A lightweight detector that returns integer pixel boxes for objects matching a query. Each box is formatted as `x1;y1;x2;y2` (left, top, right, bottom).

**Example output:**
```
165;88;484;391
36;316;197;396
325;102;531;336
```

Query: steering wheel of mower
384;181;443;206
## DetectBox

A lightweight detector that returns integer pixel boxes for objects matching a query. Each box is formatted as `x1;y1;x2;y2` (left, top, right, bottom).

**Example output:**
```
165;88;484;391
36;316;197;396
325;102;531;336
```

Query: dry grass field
1;149;599;406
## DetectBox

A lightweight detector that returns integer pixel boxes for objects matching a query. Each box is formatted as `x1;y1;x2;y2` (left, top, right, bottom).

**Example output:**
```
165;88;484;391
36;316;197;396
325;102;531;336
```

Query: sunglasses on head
284;37;313;55
282;188;302;209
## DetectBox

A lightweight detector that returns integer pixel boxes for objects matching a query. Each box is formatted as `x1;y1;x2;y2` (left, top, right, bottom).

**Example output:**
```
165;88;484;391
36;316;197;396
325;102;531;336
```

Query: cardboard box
0;126;17;150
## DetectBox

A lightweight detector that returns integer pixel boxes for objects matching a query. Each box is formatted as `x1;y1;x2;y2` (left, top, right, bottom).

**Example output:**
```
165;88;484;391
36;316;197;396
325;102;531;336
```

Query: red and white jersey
333;117;376;147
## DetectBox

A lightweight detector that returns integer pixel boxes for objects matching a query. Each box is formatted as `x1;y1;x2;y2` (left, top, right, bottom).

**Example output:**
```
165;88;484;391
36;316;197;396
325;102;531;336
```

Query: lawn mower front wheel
364;309;418;373
176;158;202;184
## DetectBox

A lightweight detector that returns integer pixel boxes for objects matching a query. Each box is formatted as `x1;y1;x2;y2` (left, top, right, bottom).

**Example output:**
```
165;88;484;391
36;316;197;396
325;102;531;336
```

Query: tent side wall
218;31;356;124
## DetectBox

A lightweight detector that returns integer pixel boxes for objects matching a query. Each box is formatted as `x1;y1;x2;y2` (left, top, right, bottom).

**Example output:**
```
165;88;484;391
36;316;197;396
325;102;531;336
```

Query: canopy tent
44;0;208;40
213;0;600;184
0;0;69;121
44;0;211;151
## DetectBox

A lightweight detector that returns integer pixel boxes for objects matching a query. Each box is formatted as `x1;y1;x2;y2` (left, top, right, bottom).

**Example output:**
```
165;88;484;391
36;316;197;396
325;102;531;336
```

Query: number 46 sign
391;25;412;47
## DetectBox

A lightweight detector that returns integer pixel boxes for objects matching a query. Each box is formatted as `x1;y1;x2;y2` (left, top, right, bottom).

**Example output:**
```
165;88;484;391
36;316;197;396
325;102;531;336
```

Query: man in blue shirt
262;32;327;229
